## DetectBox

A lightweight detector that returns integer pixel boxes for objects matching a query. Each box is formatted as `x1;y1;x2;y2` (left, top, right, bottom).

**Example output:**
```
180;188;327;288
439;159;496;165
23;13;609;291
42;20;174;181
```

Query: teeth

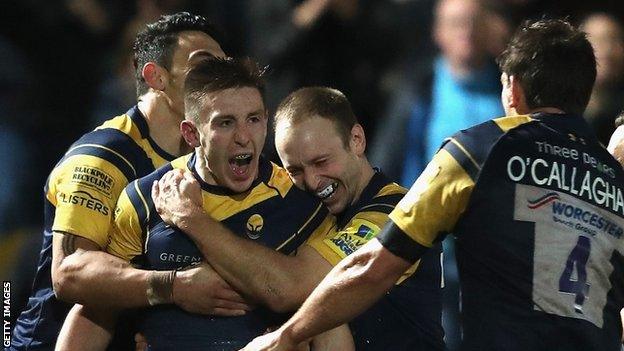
231;154;252;166
317;182;338;199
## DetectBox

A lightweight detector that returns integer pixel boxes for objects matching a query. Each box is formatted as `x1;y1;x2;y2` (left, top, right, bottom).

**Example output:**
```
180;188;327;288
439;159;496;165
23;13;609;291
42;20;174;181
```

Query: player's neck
138;97;188;157
352;159;376;207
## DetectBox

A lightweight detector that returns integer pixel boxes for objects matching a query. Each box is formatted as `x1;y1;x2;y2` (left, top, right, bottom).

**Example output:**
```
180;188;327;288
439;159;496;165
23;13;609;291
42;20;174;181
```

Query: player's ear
180;120;200;148
142;62;167;91
508;74;525;110
349;123;366;156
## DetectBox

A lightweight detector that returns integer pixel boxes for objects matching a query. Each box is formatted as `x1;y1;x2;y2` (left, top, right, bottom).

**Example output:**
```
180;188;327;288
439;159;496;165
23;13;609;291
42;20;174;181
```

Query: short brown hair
497;19;596;114
184;57;265;123
274;87;358;147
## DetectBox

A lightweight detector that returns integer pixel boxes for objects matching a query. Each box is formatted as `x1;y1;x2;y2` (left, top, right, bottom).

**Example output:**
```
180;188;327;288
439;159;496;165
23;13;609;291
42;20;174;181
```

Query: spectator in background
244;0;403;161
370;0;504;185
581;13;624;145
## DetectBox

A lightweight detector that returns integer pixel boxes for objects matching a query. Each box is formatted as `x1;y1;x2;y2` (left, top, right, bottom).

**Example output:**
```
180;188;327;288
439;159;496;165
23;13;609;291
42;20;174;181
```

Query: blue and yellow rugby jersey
379;113;624;351
307;171;444;350
12;106;175;350
107;153;330;351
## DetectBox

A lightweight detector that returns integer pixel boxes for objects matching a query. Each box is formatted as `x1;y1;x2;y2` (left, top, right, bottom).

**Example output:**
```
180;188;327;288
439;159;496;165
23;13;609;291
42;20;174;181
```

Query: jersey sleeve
307;211;387;266
307;207;419;284
385;148;475;253
48;155;129;248
106;184;145;261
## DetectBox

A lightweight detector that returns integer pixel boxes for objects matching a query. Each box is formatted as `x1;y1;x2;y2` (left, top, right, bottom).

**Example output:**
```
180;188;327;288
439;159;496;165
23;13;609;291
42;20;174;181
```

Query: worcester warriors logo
246;214;264;239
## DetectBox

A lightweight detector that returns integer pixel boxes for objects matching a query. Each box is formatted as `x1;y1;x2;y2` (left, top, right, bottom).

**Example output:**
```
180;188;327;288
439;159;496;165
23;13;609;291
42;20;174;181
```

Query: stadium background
1;0;623;349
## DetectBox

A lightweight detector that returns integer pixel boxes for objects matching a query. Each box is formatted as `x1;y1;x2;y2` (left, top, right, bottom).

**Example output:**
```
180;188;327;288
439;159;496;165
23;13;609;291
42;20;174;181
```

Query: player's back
12;106;174;350
448;113;624;350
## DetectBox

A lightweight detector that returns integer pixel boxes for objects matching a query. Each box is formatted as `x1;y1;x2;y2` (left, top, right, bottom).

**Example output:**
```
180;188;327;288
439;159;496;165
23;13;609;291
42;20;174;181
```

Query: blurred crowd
2;0;624;349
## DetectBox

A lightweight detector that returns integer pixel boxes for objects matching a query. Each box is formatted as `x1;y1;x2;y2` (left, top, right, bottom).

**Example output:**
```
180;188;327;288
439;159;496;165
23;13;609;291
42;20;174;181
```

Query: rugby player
243;19;624;351
153;87;445;350
10;13;240;351
57;58;349;350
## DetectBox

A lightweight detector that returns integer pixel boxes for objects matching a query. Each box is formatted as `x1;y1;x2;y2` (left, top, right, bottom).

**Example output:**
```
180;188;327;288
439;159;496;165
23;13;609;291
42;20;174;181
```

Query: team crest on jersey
325;218;380;258
246;214;264;239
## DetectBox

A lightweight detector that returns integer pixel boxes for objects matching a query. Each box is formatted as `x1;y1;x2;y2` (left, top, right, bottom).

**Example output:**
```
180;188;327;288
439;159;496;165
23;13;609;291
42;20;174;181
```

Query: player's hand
240;328;309;351
172;263;252;316
151;168;204;230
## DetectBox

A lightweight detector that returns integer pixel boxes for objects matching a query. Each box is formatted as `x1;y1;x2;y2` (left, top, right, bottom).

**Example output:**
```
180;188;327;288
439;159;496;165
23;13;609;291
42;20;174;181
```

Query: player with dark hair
10;12;236;351
56;58;341;350
151;86;444;350
243;19;624;351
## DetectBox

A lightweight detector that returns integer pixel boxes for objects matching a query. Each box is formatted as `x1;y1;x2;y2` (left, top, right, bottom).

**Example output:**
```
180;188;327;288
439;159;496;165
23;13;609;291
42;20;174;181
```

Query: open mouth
229;153;253;176
316;182;338;200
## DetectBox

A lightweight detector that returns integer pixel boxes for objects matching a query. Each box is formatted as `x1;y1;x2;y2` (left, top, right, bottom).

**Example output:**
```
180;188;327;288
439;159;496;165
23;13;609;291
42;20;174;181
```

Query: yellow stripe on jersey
48;155;129;248
390;149;475;247
64;144;137;178
97;114;170;168
267;163;295;197
377;182;407;197
448;138;481;172
106;189;144;261
493;114;533;132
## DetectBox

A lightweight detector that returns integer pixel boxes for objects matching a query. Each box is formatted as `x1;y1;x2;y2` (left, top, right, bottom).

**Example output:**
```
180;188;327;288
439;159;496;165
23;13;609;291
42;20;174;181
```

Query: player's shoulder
369;172;407;208
126;154;187;197
58;107;154;180
265;160;295;197
440;115;534;178
265;159;323;210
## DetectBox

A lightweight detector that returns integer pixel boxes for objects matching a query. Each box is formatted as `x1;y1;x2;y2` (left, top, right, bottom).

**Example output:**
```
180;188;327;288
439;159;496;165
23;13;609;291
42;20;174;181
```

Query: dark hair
184;57;265;122
497;19;596;114
274;87;358;147
615;110;624;129
133;12;223;98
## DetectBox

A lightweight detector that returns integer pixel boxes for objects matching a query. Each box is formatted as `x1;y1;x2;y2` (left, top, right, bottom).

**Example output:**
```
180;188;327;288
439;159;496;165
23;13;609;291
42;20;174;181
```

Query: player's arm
309;325;354;351
54;177;249;314
152;169;332;312
241;148;476;349
55;304;118;351
47;155;154;307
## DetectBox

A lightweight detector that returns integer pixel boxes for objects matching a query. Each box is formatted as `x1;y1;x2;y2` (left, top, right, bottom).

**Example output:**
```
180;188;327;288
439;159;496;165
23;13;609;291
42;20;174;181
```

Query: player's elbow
53;254;85;303
260;278;311;313
263;288;303;313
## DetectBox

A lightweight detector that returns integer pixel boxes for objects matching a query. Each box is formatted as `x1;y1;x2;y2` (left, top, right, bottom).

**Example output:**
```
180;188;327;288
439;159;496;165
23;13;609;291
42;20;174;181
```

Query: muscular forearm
54;249;152;307
182;214;322;312
279;240;410;344
56;304;117;351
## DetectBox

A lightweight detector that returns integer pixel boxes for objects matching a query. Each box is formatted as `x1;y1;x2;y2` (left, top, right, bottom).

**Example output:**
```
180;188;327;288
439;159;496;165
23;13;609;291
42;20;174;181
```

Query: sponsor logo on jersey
71;166;115;197
527;193;623;239
326;219;380;257
246;214;264;239
159;252;202;264
58;190;110;216
527;192;560;209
